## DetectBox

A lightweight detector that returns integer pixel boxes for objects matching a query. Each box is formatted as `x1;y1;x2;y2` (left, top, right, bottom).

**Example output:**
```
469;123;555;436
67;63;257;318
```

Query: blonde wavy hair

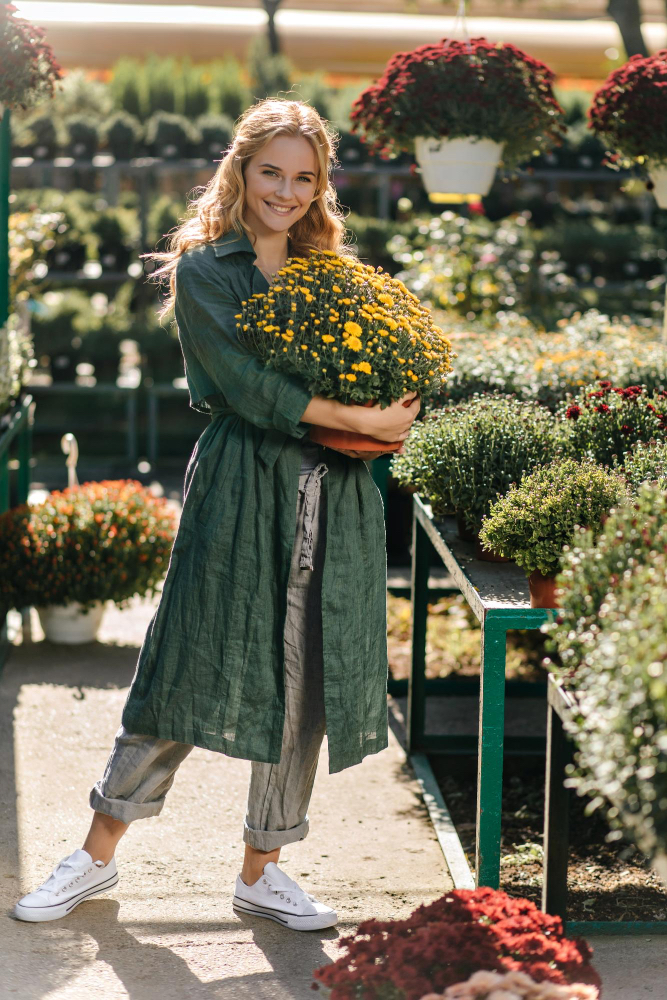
142;97;353;321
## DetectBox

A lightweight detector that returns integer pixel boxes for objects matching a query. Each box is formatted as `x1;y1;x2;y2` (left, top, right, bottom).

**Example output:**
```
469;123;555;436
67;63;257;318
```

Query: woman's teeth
265;202;295;215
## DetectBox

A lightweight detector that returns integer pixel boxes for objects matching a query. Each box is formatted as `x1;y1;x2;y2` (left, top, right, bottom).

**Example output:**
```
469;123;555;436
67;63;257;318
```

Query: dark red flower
566;405;582;420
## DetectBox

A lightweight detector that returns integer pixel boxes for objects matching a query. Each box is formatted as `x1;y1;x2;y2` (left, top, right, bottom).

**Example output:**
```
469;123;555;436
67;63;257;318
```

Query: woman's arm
175;255;313;438
301;393;420;443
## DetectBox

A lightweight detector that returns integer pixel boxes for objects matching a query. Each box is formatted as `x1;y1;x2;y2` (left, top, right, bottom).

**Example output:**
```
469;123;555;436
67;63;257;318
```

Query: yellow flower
281;333;293;341
345;373;357;381
339;373;346;379
301;344;308;350
345;336;363;352
344;321;363;337
332;284;342;293
234;313;242;319
358;361;372;374
389;335;398;343
378;293;394;307
321;334;335;343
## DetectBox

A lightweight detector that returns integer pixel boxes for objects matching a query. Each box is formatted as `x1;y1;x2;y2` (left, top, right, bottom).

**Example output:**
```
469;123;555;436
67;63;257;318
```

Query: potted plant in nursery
589;50;667;208
0;479;177;643
350;37;565;199
311;886;600;998
0;3;61;121
237;250;453;452
478;457;629;608
390;394;561;555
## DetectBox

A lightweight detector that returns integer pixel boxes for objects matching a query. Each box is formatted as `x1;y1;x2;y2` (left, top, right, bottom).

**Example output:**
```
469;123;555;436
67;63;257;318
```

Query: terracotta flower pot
475;538;512;563
528;570;559;609
309;397;412;453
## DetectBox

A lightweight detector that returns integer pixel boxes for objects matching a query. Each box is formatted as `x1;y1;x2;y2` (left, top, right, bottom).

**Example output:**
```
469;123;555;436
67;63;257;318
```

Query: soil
430;761;667;924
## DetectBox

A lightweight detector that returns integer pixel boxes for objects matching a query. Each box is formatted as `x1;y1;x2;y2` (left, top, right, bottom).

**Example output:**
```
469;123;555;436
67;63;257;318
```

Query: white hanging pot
35;600;107;644
648;165;667;208
414;135;504;198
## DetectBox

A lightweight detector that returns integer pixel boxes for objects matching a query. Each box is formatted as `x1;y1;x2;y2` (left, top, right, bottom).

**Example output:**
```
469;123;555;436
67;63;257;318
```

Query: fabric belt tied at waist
298;462;328;571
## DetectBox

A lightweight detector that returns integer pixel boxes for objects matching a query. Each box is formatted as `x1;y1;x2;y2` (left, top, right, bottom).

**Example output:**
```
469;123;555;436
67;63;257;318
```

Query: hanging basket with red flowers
350;37;565;199
589;50;667;207
0;2;62;118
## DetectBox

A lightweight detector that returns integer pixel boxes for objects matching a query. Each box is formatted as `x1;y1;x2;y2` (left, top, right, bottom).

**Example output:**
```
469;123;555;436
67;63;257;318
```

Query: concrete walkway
0;597;452;1000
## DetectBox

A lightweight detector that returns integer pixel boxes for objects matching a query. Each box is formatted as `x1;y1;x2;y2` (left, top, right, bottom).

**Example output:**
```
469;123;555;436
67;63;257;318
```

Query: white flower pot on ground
35;600;106;643
414;136;504;197
648;165;667;208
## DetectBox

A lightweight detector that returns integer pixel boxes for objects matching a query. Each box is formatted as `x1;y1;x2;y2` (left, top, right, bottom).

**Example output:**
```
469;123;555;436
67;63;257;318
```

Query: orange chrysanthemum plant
237;249;453;452
0;479;177;613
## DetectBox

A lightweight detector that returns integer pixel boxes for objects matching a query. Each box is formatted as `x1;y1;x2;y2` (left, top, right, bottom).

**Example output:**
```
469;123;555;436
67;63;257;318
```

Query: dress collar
211;229;256;258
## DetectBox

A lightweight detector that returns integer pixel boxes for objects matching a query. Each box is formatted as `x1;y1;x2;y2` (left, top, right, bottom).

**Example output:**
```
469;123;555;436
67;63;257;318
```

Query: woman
14;99;420;932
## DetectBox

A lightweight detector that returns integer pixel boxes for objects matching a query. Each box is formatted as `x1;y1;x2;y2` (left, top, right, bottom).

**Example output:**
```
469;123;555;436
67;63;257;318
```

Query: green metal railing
409;495;550;889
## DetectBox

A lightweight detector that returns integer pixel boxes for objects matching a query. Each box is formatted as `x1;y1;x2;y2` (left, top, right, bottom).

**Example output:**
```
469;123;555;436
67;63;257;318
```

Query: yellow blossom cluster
236;249;453;405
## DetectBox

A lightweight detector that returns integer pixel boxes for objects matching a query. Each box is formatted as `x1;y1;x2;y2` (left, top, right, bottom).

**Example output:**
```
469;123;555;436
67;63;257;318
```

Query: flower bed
311;887;600;998
559;381;667;468
437;312;667;410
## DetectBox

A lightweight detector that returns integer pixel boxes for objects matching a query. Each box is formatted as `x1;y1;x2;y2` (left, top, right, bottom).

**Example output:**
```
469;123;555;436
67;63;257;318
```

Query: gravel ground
0;597;452;1000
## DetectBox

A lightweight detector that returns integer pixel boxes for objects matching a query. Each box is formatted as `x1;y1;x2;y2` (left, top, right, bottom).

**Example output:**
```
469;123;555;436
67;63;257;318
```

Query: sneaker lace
265;877;315;906
44;857;96;892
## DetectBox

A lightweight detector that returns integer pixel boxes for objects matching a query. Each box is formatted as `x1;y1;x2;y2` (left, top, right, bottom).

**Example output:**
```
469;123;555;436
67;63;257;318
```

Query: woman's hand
346;392;420;443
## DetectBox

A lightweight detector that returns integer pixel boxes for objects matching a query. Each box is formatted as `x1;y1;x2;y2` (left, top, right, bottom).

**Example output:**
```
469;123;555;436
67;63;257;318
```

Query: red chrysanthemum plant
0;2;62;119
311;887;601;1000
589;50;667;206
350;37;565;201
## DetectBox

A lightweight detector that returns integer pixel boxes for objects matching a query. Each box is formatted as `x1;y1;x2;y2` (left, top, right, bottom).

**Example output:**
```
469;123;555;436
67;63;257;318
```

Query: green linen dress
121;228;389;774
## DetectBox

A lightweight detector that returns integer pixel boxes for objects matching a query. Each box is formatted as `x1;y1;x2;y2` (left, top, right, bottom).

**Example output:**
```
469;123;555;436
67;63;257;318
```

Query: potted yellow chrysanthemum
237;249;453;451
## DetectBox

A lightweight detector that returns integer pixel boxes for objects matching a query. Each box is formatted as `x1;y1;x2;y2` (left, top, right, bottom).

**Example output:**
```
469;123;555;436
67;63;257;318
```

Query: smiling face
243;134;319;237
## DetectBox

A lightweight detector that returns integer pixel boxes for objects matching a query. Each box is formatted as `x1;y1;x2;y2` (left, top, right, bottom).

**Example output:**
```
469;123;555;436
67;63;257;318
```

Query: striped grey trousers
89;462;329;851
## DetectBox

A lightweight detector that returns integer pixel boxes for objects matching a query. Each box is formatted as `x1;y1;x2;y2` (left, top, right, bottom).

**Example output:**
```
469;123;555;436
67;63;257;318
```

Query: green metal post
17;398;33;503
475;616;508;888
407;511;430;752
0;105;10;326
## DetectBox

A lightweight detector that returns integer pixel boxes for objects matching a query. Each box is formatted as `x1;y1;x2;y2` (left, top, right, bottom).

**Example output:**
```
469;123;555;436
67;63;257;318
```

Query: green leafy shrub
102;111;143;159
478;458;629;576
390;395;561;534
64;114;98;159
144;111;201;159
557;554;667;864
195;112;234;160
544;483;667;679
0;480;177;612
559;381;667;467
0;312;34;415
207;57;250;119
622;440;667;489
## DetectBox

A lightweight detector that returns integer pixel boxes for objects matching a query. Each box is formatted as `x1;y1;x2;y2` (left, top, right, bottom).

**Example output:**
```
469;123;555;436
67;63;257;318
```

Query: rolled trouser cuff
242;816;309;851
89;781;165;824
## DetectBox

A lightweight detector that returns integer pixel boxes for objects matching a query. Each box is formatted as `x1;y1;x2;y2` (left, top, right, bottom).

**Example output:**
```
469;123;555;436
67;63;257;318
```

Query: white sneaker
14;849;119;922
233;861;337;931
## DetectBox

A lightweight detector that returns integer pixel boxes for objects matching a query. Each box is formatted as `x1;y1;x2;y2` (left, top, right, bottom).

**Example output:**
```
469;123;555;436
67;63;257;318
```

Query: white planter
35;600;106;644
648;166;667;208
414;135;504;197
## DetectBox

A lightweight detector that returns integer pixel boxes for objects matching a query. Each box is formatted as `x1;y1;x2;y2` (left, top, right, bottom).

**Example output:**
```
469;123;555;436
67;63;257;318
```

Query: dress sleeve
174;254;313;438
